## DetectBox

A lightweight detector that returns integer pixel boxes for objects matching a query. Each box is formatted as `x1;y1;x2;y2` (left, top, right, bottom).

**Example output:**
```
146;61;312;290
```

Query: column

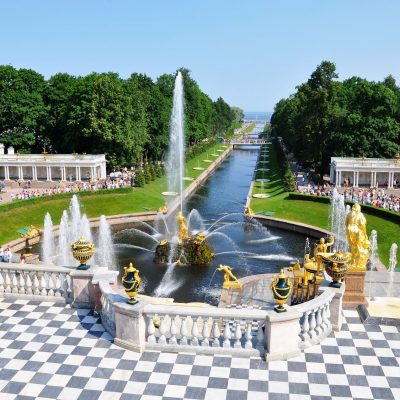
388;172;393;189
5;166;9;180
19;166;23;180
370;172;374;188
62;167;66;181
336;171;339;187
90;167;94;181
32;166;36;181
78;167;81;181
355;171;359;187
47;167;52;181
338;171;342;187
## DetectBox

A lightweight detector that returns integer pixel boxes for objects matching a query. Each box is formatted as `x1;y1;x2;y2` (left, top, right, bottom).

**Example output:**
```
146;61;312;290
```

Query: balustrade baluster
18;273;26;295
256;321;265;350
180;317;188;345
11;272;18;294
25;274;33;295
170;316;178;345
47;274;55;297
223;320;231;348
212;319;220;347
300;311;310;342
147;316;156;344
234;321;242;348
40;274;47;296
0;272;4;294
308;309;317;339
54;274;62;297
315;307;323;336
201;318;210;347
191;317;200;346
4;272;11;294
33;274;40;295
325;302;331;328
158;316;167;345
245;321;253;349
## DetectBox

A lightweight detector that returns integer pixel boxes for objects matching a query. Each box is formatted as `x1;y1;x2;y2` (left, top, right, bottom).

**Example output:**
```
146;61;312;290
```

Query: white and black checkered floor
0;298;399;400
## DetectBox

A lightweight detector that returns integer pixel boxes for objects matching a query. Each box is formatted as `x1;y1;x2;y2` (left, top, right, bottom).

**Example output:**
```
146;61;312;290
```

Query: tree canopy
271;61;400;176
0;66;238;168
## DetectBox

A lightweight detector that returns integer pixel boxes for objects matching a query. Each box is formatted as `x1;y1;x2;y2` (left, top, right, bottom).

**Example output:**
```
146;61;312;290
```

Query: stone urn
122;262;141;305
322;252;351;288
271;269;292;313
71;236;95;270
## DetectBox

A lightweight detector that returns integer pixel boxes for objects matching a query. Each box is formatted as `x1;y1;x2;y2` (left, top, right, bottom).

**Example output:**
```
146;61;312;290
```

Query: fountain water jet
165;71;185;213
41;213;55;265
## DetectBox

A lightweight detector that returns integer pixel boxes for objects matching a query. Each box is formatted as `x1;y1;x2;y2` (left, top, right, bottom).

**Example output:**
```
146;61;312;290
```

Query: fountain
41;194;114;268
164;71;185;210
369;230;378;271
389;243;398;272
329;188;348;251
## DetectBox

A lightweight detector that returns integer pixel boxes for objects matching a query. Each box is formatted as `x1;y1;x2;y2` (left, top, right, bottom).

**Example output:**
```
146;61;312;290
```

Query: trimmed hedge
0;187;134;213
288;192;400;224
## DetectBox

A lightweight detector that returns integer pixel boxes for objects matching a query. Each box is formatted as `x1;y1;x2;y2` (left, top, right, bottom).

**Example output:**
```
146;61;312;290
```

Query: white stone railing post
318;283;345;331
265;307;302;361
114;301;147;352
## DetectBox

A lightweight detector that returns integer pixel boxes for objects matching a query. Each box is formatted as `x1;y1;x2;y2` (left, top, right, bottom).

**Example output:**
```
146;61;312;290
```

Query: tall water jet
369;230;378;271
388;243;398;273
329;188;348;251
166;71;185;212
42;213;55;265
96;215;116;269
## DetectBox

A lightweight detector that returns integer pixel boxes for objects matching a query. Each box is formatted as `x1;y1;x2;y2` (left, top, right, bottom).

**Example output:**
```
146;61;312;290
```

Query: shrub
134;169;145;187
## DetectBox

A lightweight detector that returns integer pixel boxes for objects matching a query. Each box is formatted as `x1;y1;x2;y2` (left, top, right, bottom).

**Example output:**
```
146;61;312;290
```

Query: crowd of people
1;167;136;202
298;183;400;213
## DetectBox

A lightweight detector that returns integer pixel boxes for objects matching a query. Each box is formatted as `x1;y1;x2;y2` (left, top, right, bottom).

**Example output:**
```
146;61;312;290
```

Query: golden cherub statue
314;235;335;269
158;204;168;214
244;206;254;216
345;203;370;270
217;265;241;288
177;211;189;241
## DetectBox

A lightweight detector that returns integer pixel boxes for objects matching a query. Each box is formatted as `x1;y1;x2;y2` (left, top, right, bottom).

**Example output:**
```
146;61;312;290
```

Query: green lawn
250;142;398;268
0;142;229;245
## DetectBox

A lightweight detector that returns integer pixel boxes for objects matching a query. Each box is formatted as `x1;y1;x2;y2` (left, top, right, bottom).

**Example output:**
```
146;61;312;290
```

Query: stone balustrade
96;274;342;360
143;304;266;357
293;290;335;350
0;262;73;302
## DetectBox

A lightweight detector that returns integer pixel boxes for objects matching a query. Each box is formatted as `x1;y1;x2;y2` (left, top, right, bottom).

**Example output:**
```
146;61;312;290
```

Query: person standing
4;247;12;263
0;246;4;262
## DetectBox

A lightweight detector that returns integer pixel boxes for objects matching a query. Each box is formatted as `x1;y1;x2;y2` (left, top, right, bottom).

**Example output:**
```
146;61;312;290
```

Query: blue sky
0;0;399;111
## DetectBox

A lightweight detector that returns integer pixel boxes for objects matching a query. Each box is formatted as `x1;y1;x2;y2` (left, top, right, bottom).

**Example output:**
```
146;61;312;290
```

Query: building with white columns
330;157;400;188
0;144;106;182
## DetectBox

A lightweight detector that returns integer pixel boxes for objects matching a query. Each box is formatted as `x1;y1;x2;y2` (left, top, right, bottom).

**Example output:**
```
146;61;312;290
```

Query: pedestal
218;286;242;308
265;307;302;360
343;270;367;308
319;283;345;331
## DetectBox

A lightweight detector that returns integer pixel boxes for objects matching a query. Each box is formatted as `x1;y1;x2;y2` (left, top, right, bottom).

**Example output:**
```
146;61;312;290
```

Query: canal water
114;125;305;304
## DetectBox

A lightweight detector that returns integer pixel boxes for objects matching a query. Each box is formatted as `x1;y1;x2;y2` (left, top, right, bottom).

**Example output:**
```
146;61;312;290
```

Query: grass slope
251;142;398;268
0;142;229;245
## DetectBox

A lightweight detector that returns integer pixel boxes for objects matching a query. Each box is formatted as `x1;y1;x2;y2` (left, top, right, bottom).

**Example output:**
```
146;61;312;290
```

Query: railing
98;279;122;337
0;263;72;302
293;290;334;350
224;139;269;145
143;304;266;357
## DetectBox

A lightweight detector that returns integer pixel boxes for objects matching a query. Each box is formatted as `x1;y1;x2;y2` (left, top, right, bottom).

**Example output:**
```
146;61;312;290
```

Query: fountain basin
256;179;270;182
253;194;270;198
193;167;205;170
182;177;194;181
162;191;179;196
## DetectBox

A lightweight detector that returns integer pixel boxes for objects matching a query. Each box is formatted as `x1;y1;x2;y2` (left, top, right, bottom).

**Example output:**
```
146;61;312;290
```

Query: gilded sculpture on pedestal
345;203;370;271
217;265;241;288
177;211;189;241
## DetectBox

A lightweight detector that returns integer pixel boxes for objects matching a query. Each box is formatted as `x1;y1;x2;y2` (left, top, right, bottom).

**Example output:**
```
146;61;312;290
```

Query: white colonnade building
330;156;400;188
0;144;106;183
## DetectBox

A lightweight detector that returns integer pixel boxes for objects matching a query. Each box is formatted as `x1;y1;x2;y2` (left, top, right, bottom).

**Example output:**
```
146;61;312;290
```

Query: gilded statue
244;206;254;216
313;235;334;269
345;203;370;270
217;265;241;288
177;211;189;241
